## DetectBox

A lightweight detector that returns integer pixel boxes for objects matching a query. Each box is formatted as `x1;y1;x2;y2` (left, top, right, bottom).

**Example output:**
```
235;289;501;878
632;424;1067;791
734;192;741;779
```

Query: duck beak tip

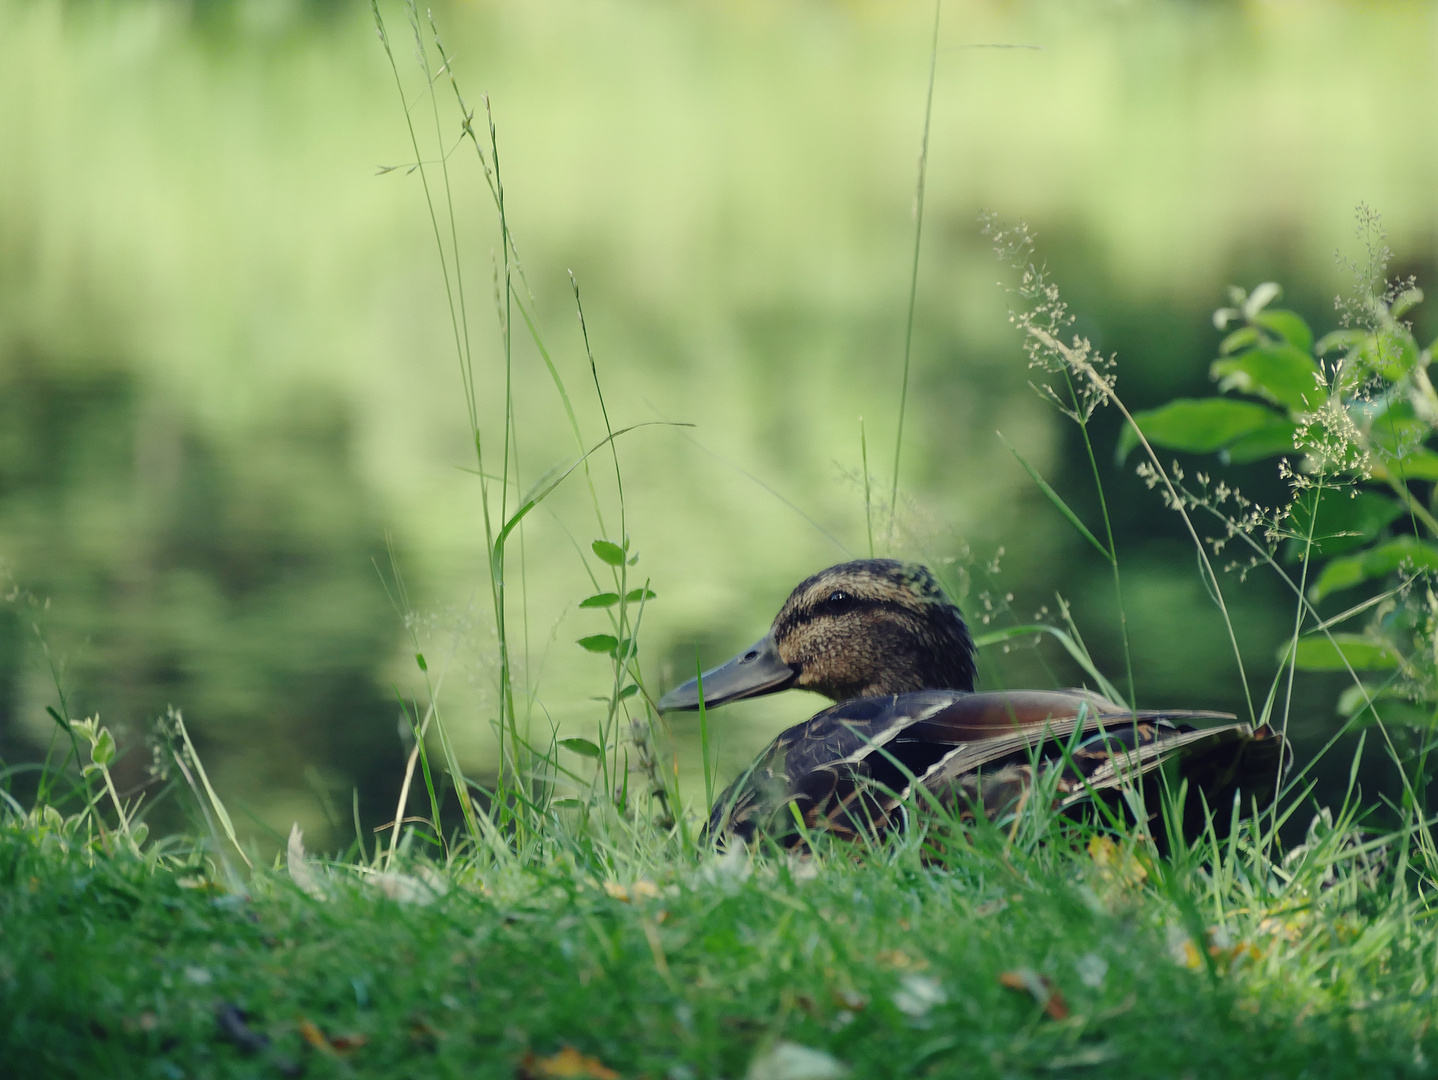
658;632;796;712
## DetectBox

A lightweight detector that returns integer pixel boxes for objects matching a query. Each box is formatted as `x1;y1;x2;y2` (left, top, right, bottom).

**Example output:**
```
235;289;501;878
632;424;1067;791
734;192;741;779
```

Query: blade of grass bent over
973;623;1127;707
172;710;252;871
998;431;1112;563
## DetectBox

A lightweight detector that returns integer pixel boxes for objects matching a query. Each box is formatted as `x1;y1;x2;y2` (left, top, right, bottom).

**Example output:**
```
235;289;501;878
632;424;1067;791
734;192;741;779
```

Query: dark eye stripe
782;594;888;629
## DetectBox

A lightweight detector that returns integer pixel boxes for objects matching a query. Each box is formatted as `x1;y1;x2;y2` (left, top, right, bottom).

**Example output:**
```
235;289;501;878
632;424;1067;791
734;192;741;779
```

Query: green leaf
1219;420;1299;463
1117;398;1279;464
1243;282;1282;318
415;652;427;672
592;540;626;566
1287;489;1403;558
1252;309;1314;353
618;684;639;700
490;423;688;566
1283;633;1400;672
1211;345;1325;413
1365;411;1429;456
558;738;602;758
577;634;619;654
1315;328;1366;356
998;433;1110;563
1372;448;1438;482
91;728;116;768
624;588;657;604
1309;558;1368;601
1309;535;1438;601
45;706;68;731
579;592;620;608
1219;326;1260;355
1337;685;1433;729
1392;287;1424;320
551;798;584;809
1360;328;1419;381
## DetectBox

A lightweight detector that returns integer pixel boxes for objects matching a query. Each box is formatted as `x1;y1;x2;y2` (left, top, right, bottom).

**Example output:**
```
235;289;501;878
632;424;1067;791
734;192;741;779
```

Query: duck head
658;558;976;711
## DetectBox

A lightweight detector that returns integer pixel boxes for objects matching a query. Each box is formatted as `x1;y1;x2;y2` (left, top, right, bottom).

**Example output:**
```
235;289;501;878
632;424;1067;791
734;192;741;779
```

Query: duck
658;559;1287;844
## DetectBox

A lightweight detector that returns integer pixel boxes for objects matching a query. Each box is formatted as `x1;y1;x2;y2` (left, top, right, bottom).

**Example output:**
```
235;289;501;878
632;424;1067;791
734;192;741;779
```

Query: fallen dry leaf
519;1046;621;1080
1087;835;1148;887
747;1041;849;1080
287;824;327;900
875;949;926;970
298;1018;333;1052
1177;939;1204;970
998;969;1069;1020
892;973;946;1017
602;879;659;902
298;1018;367;1055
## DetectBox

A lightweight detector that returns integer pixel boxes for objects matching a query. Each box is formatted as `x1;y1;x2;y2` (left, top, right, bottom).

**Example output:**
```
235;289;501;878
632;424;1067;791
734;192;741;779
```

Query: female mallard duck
659;559;1286;844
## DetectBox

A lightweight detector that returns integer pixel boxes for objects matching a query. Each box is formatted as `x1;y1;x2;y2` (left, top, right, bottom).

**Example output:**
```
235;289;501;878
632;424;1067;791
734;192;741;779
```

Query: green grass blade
972;623;1127;706
696;655;714;815
999;432;1112;563
172;709;252;870
889;0;943;540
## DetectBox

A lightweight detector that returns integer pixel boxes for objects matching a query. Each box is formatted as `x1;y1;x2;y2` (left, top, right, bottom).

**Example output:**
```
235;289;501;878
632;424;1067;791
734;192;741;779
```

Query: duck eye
826;590;853;610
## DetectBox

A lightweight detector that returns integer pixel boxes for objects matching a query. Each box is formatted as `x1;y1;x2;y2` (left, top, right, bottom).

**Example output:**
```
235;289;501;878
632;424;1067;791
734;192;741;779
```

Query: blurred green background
2;0;1436;849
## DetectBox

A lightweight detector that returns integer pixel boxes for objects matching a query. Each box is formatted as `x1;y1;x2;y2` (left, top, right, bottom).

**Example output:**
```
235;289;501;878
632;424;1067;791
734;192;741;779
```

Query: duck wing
709;689;1286;843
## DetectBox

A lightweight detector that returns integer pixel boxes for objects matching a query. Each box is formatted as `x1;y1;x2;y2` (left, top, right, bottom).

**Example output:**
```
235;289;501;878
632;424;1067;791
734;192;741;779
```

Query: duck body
708;688;1286;844
659;559;1288;845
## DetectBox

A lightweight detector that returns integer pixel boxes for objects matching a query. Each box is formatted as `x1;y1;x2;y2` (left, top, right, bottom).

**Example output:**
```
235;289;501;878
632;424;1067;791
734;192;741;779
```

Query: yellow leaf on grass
875;949;926;970
297;1018;369;1056
998;969;1069;1020
520;1046;621;1080
1087;835;1148;886
298;1019;332;1051
601;879;659;902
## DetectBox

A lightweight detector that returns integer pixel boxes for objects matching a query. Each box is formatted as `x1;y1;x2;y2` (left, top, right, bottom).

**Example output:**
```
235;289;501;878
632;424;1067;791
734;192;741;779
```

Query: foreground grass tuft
3;808;1435;1079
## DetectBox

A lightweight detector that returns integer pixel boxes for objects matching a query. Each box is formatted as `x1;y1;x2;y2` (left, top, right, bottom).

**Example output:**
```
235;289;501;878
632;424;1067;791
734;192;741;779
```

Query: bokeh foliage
3;0;1438;848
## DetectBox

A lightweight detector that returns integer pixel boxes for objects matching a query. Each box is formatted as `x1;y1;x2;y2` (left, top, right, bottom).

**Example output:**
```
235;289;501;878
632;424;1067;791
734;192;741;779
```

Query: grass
3;797;1436;1079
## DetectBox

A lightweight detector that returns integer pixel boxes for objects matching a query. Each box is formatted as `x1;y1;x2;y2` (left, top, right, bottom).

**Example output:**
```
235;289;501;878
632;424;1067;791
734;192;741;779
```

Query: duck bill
658;633;797;712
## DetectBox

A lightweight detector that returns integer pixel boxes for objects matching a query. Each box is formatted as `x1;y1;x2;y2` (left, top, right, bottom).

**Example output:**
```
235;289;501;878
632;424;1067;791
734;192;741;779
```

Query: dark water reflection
0;359;406;840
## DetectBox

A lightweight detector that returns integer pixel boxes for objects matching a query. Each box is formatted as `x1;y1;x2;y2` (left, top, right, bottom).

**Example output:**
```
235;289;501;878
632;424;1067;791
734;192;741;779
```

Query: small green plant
976;205;1438;892
1115;208;1438;816
369;0;688;865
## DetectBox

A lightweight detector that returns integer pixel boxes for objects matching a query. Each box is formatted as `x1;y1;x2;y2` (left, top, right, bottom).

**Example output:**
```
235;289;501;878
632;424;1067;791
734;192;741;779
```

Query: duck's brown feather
709;689;1284;843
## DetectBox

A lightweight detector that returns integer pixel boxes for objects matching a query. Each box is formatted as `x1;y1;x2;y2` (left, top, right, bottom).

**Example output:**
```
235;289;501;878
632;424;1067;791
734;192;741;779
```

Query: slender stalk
861;418;875;558
485;97;523;827
372;1;489;845
1279;475;1324;733
1028;324;1257;723
1191;499;1437;866
696;656;714;814
1070;391;1136;709
889;0;942;544
1271;472;1324;843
